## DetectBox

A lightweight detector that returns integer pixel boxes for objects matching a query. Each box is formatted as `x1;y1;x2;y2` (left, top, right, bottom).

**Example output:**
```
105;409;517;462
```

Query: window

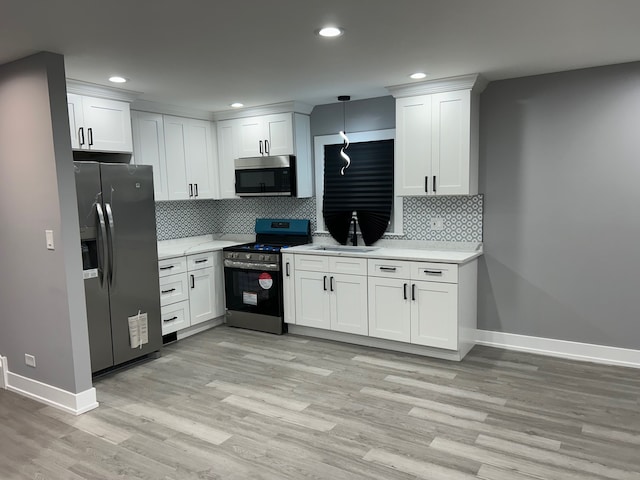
314;130;402;234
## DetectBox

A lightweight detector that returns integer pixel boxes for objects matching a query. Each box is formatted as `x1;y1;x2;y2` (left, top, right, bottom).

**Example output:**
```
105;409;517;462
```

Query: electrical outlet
430;216;444;231
25;354;36;368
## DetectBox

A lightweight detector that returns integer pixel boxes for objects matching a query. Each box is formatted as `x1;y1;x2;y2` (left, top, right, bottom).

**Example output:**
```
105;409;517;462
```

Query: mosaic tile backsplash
156;195;483;243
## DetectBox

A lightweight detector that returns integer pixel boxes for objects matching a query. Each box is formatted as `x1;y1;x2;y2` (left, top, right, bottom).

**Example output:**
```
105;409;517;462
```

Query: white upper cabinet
236;113;294;157
216;111;312;198
163;115;219;200
67;93;133;153
131;111;169;201
389;74;484;196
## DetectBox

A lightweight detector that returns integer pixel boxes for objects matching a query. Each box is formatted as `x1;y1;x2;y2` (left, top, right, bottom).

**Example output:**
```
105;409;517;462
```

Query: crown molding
386;74;488;98
212;101;314;121
130;99;214;121
66;79;141;102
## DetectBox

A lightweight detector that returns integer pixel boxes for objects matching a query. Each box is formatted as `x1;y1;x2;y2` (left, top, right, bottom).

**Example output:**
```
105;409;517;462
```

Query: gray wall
478;62;640;350
0;52;92;393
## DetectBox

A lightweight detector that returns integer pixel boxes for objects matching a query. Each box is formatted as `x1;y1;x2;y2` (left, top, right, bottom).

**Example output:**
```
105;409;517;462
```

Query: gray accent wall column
0;52;92;394
478;62;640;350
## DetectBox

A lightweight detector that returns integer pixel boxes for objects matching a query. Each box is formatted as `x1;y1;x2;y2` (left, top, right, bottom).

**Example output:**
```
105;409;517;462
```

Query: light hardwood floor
1;325;640;479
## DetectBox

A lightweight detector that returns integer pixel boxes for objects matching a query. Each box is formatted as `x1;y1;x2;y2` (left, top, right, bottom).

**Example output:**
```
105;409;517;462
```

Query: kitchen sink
311;245;379;253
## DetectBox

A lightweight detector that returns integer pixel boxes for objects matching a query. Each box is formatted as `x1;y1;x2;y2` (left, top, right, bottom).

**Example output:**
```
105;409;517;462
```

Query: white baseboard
476;330;640;369
177;316;225;341
0;356;7;389
6;372;98;415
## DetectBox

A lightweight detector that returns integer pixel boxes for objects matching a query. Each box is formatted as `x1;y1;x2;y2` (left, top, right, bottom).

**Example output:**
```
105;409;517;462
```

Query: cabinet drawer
161;300;191;335
158;256;187;278
187;252;215;271
329;256;367;276
295;254;329;272
159;273;189;306
368;259;412;279
411;262;458;284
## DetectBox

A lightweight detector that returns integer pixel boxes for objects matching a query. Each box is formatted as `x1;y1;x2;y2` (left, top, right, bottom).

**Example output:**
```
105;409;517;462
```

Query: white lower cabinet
293;255;368;335
367;277;411;342
187;252;224;326
159;251;225;336
288;253;477;359
411;280;458;350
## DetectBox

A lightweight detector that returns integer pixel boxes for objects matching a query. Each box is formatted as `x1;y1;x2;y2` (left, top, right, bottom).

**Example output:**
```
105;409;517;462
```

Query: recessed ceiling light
410;72;427;80
108;76;127;83
230;102;244;108
317;26;344;37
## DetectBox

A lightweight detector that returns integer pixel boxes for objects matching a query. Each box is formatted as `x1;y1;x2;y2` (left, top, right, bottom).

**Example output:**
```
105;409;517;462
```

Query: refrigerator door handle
105;202;116;288
95;202;108;287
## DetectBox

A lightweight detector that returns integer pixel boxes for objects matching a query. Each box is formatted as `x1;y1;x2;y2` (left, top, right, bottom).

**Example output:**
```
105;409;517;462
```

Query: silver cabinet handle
161;288;176;294
104;202;116;288
265;139;270;155
79;127;85;146
286;262;290;277
160;265;174;271
194;183;198;197
330;276;334;292
163;316;178;323
95;203;108;287
323;275;328;291
379;266;397;272
423;269;443;276
188;183;193;197
194;259;208;264
403;283;407;300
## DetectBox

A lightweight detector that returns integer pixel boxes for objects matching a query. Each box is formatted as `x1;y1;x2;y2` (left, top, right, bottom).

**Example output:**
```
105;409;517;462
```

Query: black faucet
350;216;358;246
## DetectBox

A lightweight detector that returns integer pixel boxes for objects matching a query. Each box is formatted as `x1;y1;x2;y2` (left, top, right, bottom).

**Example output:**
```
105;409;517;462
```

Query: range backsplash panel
156;195;483;243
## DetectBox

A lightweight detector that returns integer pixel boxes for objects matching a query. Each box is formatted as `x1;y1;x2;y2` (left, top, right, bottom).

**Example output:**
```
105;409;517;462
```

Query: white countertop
157;235;247;260
284;243;482;264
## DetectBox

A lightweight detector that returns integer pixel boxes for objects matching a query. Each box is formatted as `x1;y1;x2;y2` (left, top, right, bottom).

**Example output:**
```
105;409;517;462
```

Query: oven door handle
223;260;280;271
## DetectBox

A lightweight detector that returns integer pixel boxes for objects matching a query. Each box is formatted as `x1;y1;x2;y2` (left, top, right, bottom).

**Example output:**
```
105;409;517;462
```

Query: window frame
314;129;402;235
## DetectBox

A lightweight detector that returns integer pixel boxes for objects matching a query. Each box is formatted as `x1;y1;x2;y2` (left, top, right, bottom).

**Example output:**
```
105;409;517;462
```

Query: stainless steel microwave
234;155;297;197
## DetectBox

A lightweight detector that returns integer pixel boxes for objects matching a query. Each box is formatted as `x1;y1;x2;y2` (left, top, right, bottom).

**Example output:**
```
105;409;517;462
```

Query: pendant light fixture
338;95;351;175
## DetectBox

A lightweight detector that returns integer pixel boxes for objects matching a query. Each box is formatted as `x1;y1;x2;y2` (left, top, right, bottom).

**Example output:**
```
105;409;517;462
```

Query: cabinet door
185;119;218;199
217;121;239;199
264;113;294;155
330;274;368;335
163;116;190;200
294;270;330;329
67;93;84;149
431;90;471;195
410;281;458;350
368;277;411;342
81;97;133;152
237;116;264;157
189;267;217;326
395;95;432;196
131;111;169;200
282;253;296;324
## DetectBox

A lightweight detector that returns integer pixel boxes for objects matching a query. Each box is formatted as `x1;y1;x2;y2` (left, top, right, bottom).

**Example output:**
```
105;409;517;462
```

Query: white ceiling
2;0;640;112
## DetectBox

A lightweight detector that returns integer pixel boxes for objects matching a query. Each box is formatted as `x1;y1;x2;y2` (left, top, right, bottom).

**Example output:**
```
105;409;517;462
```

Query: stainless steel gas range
223;219;311;334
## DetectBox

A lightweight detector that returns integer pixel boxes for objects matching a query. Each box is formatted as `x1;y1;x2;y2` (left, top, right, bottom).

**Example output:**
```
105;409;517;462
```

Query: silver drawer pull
423;269;443;276
160;265;175;270
195;259;208;264
379;266;397;272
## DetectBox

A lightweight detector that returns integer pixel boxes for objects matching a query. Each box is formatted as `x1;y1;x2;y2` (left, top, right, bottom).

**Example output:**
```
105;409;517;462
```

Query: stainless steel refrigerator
75;161;162;373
